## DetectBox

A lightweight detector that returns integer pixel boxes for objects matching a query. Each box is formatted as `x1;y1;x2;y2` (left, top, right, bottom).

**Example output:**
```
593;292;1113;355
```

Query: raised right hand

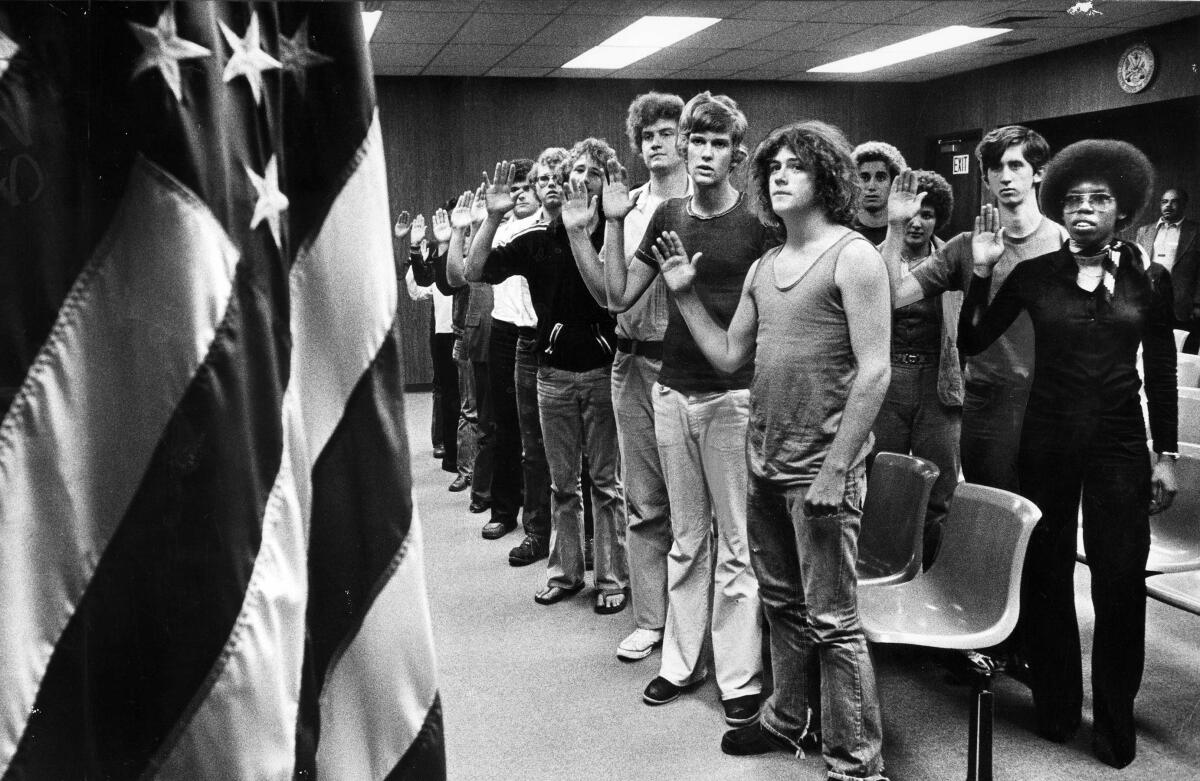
481;161;516;217
602;158;634;220
887;169;926;227
450;190;475;231
431;208;452;244
652;231;701;294
971;204;1005;277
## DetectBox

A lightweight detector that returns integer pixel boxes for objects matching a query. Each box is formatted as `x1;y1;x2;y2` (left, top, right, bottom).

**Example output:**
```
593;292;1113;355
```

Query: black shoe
508;534;548;567
642;673;706;706
469;498;491;514
432;446;445;459
481;518;516;540
720;722;805;757
448;474;471;492
1093;728;1135;769
584;537;594;571
722;694;761;726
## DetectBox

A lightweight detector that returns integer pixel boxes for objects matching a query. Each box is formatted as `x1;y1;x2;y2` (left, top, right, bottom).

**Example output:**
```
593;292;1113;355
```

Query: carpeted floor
404;391;1200;780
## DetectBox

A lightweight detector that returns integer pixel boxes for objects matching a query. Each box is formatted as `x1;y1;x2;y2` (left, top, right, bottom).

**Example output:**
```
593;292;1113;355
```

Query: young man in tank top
598;92;774;727
657;120;892;781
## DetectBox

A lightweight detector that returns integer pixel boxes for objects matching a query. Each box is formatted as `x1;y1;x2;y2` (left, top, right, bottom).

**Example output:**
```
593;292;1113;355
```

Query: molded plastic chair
1177;329;1191;352
859;484;1041;781
1179;353;1200;388
1078;441;1200;573
1147;570;1200;615
1182;387;1200;445
857;452;939;587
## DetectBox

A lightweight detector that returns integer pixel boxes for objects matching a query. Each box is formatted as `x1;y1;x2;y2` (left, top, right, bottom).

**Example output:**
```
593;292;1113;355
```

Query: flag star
219;12;282;105
128;5;212;102
279;17;333;95
246;156;289;249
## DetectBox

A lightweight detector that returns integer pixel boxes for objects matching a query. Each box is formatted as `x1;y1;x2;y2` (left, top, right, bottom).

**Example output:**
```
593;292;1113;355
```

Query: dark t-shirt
481;218;615;372
635;194;779;392
851;218;887;246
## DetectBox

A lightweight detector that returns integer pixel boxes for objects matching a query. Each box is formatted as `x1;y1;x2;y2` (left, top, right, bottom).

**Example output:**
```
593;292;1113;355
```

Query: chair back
1182;388;1200;445
857;452;939;586
1179;353;1200;389
1146;441;1200;573
921;484;1042;643
1177;329;1191;353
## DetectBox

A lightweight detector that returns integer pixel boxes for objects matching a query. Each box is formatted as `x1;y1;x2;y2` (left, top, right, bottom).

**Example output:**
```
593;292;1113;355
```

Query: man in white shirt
1136;187;1199;352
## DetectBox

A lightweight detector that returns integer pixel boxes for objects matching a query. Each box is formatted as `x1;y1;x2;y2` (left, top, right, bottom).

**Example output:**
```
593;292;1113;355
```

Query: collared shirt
1152;219;1183;272
959;242;1177;453
490;211;540;327
406;267;454;333
615;179;692;341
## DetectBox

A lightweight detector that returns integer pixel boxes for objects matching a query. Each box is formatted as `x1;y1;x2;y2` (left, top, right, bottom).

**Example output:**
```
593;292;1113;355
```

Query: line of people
395;90;1183;779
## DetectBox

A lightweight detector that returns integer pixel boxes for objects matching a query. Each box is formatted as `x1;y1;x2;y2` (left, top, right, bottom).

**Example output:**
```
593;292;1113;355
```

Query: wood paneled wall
376;76;921;385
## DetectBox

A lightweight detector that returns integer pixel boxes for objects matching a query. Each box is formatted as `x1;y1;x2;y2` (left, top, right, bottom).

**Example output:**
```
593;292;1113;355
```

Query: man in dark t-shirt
599;92;774;728
851;140;907;245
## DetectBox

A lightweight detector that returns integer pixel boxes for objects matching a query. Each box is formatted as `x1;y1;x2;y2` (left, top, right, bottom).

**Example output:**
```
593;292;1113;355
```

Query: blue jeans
612;351;670;630
537;365;627;593
516;332;551;540
748;466;886;781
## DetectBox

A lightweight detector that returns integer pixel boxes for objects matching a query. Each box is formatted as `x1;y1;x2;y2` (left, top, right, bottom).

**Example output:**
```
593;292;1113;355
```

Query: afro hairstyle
852;141;908;179
1039;139;1154;232
910;169;954;230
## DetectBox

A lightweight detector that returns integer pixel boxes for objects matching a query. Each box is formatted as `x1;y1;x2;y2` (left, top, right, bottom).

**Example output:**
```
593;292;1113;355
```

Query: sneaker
642;672;706;706
722;694;761;726
617;628;663;661
721;722;805;757
508;534;548;567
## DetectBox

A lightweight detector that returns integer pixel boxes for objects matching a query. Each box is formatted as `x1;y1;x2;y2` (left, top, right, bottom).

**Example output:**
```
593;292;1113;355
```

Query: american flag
0;3;443;778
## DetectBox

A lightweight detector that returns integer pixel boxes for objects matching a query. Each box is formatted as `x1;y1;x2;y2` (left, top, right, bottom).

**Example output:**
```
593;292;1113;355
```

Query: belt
517;326;537;339
891;351;936;365
616;337;663;360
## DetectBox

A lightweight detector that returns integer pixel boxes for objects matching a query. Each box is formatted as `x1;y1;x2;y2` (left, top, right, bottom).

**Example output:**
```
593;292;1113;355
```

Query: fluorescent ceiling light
563;16;720;69
361;10;382;41
808;25;1010;73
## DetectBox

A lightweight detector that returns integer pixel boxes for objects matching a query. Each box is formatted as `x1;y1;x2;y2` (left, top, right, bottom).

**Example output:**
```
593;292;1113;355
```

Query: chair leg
966;671;993;781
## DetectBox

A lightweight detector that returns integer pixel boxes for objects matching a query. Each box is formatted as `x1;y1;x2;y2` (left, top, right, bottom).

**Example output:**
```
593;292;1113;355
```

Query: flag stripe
5;182;291;778
0;159;240;777
383;695;446;781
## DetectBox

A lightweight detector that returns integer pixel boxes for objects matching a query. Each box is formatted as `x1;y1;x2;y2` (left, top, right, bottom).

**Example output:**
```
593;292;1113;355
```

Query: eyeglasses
535;174;563;185
1062;192;1116;211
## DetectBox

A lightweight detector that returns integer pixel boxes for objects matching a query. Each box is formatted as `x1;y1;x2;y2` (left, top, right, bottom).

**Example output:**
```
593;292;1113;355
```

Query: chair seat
1147;571;1200;614
860;582;1015;649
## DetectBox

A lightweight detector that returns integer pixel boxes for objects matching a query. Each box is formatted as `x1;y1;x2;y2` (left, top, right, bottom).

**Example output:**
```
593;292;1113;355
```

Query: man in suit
1137;187;1199;353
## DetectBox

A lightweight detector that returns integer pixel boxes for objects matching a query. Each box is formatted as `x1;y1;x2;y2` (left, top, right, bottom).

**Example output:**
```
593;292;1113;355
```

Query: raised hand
561;179;596;232
432;208;452;244
602;158;634;220
887;169;927;227
971;204;1005;277
470;183;488;225
652;231;701;294
450;190;475;231
393;210;412;239
481;161;516;217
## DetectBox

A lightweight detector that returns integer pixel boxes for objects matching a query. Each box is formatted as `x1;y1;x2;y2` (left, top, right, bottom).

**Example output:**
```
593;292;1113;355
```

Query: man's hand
393;210;412;240
804;464;846;518
971;204;1005;277
481;161;516;217
432;208;452;244
450;190;475;231
652;231;700;294
887;169;927;227
602;158;635;221
561;179;596;232
1150;459;1178;514
470;183;488;226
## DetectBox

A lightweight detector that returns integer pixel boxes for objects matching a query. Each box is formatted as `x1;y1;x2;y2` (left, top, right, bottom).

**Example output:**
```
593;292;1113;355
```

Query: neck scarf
1067;240;1118;300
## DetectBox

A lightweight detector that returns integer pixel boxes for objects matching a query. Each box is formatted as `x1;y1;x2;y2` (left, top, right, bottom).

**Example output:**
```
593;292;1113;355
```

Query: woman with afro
958;139;1178;769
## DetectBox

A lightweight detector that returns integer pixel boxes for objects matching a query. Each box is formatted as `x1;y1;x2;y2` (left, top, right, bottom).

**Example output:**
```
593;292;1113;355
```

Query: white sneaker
617;628;664;661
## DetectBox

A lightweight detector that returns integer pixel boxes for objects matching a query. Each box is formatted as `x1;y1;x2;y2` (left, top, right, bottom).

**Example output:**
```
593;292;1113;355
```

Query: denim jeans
612;351;670;630
537;365;627;593
516;333;551;541
455;345;478;481
487;321;522;525
871;361;961;565
1017;405;1150;752
653;385;761;700
748;466;886;781
960;379;1030;493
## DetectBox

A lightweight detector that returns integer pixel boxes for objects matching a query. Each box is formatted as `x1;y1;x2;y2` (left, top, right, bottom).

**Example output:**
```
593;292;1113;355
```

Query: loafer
448;474;471;492
722;694;761;726
468;498;491;514
642;673;706;706
481;519;516;540
721;722;804;757
617;628;664;661
508;534;548;567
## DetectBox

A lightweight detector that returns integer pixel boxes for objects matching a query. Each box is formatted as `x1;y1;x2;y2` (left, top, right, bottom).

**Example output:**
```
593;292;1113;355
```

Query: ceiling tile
378;1;478;14
761;50;841;72
652;0;758;16
486;66;557;77
495;45;583;68
526;14;641;45
1102;2;1200;28
749;22;868;50
452;14;557;45
818;1;929;24
810;23;942;52
563;0;668;14
890;1;1013;26
478;0;575;11
629;46;726;70
546;67;620;78
371;11;470;44
733;1;844;21
607;67;670;79
369;43;442;69
423;63;492;76
670;65;737;78
693;48;787;70
427;44;515;69
678;18;789;47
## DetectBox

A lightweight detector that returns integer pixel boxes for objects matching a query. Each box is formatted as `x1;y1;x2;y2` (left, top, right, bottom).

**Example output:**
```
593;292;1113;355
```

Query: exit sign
952;154;970;175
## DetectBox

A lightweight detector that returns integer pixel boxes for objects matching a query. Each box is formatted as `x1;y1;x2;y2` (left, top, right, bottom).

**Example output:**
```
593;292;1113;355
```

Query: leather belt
616;337;664;360
891;351;936;365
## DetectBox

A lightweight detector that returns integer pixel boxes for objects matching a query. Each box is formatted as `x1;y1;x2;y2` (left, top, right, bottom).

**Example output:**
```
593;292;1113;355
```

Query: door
929;131;982;240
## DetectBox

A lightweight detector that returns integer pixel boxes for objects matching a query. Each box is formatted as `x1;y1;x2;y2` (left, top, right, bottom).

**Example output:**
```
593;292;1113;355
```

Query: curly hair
749;120;860;230
908;169;954;230
562;137;616;174
976;125;1051;174
1039;139;1154;232
511;157;535;183
679;91;748;151
852;140;907;180
625;92;684;154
